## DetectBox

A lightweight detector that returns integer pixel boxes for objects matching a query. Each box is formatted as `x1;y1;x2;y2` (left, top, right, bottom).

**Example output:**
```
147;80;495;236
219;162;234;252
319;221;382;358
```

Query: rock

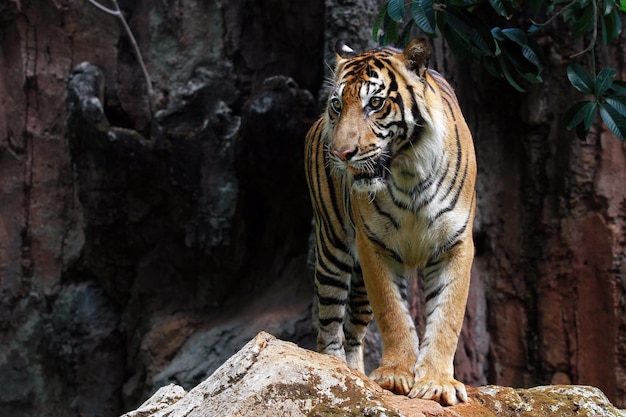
122;332;626;417
474;385;626;417
122;384;186;417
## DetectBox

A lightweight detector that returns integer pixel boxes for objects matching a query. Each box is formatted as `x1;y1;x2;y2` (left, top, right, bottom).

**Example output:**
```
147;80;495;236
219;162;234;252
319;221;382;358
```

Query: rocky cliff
122;332;626;417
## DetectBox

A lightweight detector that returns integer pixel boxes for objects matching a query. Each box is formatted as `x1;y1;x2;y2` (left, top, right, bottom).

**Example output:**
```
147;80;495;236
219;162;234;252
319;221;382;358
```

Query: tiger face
325;42;430;193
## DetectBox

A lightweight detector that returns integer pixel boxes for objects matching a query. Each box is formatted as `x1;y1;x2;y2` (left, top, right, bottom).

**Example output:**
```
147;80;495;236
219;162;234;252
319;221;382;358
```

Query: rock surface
122;332;626;417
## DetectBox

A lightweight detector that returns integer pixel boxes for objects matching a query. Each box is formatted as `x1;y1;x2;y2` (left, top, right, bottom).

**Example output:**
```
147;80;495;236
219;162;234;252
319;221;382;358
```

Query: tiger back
304;39;476;406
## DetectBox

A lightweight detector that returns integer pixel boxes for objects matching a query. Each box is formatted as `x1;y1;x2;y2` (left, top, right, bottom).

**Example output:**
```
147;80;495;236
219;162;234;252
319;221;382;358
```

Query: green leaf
501;28;528;46
520;42;543;69
505;29;543;71
398;20;415;47
499;56;526;92
601;8;622;44
441;22;472;59
411;0;436;36
599;101;626;140
582;101;598;130
564;101;597;140
571;5;594;39
491;27;505;41
604;96;626;115
513;65;543;84
488;0;509;17
387;0;405;23
382;11;400;44
564;100;597;130
575;121;589;140
373;4;388;42
594;67;617;96
374;5;401;44
609;80;626;95
621;0;626;12
445;7;497;56
567;64;594;94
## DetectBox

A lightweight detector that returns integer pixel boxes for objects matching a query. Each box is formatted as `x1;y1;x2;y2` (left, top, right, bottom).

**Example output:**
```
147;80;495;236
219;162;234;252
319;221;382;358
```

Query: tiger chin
305;38;476;406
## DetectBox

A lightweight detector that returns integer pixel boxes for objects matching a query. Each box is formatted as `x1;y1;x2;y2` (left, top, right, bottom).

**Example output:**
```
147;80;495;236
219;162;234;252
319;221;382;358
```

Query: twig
569;0;598;59
87;0;154;111
530;0;579;28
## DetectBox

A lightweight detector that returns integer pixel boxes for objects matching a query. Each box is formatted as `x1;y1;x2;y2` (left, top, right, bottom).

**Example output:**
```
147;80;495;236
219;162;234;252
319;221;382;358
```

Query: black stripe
319;317;343;326
425;281;448;303
350;299;371;307
310;125;347;252
322;159;346;239
316;271;349;290
318;238;352;274
431;151;469;223
388;70;398;92
372;57;386;69
318;296;348;306
425;257;444;270
425;71;438;93
372;198;400;229
350;308;373;316
350;317;371;327
438;125;462;202
386;181;413;211
323;340;343;350
428;215;470;262
362;220;403;263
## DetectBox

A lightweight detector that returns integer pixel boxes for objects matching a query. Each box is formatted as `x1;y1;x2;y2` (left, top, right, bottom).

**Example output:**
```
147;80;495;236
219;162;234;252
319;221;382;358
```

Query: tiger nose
333;147;358;161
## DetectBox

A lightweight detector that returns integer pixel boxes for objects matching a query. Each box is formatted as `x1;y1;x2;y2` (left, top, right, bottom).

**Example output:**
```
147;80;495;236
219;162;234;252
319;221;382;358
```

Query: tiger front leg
356;235;420;395
408;238;473;406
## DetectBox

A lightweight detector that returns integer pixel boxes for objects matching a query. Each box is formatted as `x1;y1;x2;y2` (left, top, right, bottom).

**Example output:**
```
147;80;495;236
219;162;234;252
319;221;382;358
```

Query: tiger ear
335;40;356;62
403;39;431;77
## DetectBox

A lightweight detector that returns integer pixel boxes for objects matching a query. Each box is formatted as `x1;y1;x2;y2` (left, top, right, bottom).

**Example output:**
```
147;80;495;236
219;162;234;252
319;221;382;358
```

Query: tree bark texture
0;0;625;416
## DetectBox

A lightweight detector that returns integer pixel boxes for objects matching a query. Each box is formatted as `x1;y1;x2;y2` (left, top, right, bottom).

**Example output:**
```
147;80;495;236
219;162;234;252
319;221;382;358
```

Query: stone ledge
121;332;626;417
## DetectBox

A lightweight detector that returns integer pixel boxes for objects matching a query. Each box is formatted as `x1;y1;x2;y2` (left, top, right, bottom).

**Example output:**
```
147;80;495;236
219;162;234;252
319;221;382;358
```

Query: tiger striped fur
304;39;476;406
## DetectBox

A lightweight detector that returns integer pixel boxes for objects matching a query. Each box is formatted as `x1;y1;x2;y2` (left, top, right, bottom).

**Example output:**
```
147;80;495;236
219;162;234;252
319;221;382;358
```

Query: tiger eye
369;96;384;110
330;97;342;114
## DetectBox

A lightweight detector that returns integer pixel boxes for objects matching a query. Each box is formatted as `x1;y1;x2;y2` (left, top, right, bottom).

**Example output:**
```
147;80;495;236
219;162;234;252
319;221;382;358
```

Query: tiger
304;39;476;406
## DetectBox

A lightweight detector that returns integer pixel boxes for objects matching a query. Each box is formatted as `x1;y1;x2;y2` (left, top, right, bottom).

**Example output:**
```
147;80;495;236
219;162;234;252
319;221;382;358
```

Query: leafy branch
87;0;154;112
565;65;626;140
374;0;626;141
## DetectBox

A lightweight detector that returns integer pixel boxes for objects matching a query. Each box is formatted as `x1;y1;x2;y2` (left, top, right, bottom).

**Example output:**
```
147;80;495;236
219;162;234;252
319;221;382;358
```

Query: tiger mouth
347;155;390;182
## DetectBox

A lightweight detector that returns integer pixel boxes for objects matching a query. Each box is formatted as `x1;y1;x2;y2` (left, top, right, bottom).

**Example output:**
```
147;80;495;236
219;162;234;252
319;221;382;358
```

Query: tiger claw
370;365;414;395
408;376;468;406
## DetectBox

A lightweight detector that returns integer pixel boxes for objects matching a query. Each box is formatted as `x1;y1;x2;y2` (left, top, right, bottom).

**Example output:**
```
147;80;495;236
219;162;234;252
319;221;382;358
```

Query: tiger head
325;39;436;193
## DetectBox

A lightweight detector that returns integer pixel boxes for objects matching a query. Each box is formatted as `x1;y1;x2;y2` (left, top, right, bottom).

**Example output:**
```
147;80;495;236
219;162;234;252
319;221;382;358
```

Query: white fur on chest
347;177;467;270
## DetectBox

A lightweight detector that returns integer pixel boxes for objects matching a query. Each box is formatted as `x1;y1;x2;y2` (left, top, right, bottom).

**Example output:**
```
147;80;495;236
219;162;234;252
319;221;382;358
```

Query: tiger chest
350;191;440;269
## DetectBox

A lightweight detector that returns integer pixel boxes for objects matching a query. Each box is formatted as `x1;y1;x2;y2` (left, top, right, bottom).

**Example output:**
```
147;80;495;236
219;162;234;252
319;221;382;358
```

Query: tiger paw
407;376;468;406
369;364;414;395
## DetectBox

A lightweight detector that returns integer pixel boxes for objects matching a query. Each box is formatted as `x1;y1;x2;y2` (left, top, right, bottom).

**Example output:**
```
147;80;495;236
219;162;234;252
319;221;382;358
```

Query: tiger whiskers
362;159;376;175
324;143;345;178
380;149;393;177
